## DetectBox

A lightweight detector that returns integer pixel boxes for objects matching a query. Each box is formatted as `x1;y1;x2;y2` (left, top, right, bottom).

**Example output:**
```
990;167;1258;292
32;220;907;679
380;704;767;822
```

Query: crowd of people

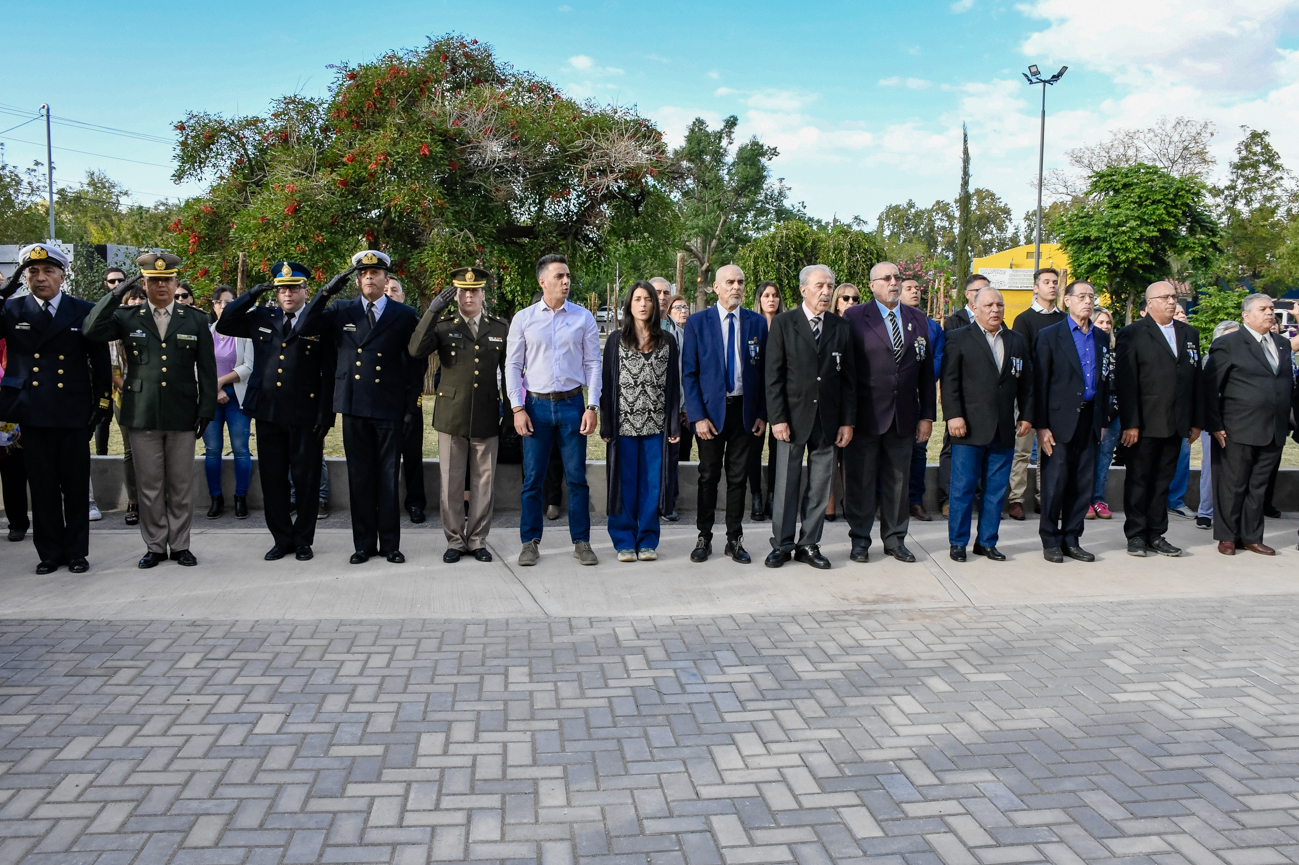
0;241;1295;574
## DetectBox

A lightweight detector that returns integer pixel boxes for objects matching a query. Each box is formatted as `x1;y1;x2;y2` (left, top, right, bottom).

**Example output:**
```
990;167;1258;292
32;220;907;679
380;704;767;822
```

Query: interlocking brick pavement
1;597;1298;863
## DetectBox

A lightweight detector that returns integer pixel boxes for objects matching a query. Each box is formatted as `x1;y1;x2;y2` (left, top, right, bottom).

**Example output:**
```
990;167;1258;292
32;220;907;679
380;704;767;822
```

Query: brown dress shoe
1217;541;1236;555
1007;502;1026;520
1244;542;1276;556
910;504;932;522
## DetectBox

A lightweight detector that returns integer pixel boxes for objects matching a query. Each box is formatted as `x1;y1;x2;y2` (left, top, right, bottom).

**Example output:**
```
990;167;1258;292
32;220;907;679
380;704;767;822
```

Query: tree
954;124;972;290
875;199;953;261
1187;284;1248;344
1042;116;1215;201
967;188;1016;257
172;35;673;310
734;221;884;309
1020;202;1071;245
0;161;49;243
1215;128;1294;281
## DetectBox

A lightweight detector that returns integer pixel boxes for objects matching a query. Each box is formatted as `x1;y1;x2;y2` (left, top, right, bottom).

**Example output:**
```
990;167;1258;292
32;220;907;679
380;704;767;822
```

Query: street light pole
40;103;55;243
1022;66;1066;271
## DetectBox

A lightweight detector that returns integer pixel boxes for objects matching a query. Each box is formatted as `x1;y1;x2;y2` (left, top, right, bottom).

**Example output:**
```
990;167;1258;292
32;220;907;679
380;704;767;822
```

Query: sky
4;0;1299;231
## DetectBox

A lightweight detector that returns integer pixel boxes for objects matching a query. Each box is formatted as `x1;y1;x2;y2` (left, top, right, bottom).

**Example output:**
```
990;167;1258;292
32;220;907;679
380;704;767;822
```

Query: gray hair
1212;319;1241;342
1242;292;1272;314
799;264;835;287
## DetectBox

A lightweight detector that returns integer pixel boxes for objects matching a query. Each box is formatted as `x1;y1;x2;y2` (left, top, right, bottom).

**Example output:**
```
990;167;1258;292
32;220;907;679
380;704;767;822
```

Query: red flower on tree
419;142;430;157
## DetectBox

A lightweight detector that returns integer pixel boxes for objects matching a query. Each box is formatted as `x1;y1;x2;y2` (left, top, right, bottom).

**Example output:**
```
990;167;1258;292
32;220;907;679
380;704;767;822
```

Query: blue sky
5;0;1299;229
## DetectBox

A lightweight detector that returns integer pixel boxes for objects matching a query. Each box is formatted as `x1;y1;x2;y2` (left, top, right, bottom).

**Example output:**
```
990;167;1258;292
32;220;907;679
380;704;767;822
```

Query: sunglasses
105;277;125;285
175;292;192;300
840;295;860;302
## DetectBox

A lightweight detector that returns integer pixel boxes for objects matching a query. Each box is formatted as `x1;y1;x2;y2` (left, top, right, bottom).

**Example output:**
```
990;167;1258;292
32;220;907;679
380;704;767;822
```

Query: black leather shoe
265;545;288;561
234;496;248;519
138;551;167;569
1148;536;1182;557
664;510;679;522
1265;505;1282;519
350;551;370;564
949;545;966;562
36;560;59;575
690;536;711;562
443;549;463;563
1127;538;1147;557
68;558;89;573
764;549;790;568
317;499;330;519
386;550;405;563
850;543;869;563
824;511;838;522
206;495;224;519
887;544;916;563
173;549;198;567
472;548;493;562
1043;547;1064;563
409;506;426;523
1064;545;1095;562
794;544;831;569
973;543;1006;561
724;539;751;564
295;546;313;561
7;527;25;541
124;503;139;526
751;501;766;521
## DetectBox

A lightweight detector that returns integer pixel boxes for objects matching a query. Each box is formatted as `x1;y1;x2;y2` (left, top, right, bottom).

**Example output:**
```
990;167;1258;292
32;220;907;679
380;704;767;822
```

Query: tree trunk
237;251;247;295
676;252;686;308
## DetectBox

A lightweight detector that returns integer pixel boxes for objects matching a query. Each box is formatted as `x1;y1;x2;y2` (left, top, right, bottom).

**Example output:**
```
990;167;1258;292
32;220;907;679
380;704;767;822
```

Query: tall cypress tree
954;124;972;303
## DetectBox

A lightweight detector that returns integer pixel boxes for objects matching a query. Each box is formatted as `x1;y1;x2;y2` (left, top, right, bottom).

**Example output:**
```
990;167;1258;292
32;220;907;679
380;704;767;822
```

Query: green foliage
955;125;972;288
1215;128;1294;282
734;221;884;309
0;162;50;243
875;188;1015;264
1188;284;1248;345
1021;201;1074;245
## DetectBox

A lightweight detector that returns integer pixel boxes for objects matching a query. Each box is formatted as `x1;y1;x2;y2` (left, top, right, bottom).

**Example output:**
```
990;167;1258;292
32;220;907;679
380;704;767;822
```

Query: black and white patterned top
618;341;669;437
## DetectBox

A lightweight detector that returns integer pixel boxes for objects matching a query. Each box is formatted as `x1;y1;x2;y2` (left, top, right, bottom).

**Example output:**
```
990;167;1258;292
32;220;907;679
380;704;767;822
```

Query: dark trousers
342;414;402;555
94;414;111;456
937;429;953;506
258;420;324;550
745;427;777;507
1121;434;1183;542
22;426;91;563
1213;439;1283;546
0;446;29;531
400;418;426;510
843;428;913;551
908;440;927;506
695;397;753;542
1038;402;1097;549
667;419;695;513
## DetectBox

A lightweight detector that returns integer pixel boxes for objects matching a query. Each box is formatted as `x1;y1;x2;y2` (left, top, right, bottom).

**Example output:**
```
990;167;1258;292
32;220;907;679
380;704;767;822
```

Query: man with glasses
1115;281;1202;557
1007;267;1062;521
841;261;935;563
216;261;337;561
1031;280;1112;563
900;277;943;521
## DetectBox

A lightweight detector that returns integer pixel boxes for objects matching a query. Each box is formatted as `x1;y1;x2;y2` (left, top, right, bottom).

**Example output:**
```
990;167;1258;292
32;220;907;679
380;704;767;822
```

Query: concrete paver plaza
2;513;1299;864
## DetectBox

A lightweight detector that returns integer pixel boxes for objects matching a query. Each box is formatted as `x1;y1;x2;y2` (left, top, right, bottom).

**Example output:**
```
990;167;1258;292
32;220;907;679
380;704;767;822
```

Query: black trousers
0;446;29;531
258;420;324;550
843;427;914;552
1038;402;1097;549
1213;439;1283;546
342;414;402;555
400;418;426;510
22;426;91;563
94;414;112;456
937;428;953;507
695;397;754;542
745;426;778;506
1121;434;1183;542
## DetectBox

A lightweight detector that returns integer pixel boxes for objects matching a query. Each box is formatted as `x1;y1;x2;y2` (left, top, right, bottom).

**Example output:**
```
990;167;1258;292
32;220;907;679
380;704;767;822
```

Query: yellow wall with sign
973;243;1070;326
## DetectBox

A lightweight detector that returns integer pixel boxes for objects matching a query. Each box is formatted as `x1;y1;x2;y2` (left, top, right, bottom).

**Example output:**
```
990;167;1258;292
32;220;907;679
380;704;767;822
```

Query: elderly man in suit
938;273;991;514
682;264;768;564
940;286;1033;562
1032;280;1113;563
1204;293;1294;556
1115;281;1202;558
763;264;855;569
841;261;934;563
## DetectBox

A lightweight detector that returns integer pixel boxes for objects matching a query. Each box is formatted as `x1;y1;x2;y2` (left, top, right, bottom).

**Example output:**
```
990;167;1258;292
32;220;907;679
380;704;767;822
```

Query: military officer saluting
84;252;217;568
409;267;510;563
0;243;112;574
216;261;337;561
299;250;426;564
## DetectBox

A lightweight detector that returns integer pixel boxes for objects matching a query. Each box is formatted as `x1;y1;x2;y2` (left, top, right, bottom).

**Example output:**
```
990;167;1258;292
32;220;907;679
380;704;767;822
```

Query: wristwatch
586;404;598;412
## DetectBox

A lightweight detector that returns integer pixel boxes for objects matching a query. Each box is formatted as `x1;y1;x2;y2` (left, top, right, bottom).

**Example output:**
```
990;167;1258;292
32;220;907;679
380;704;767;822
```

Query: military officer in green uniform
409;267;510;563
84;252;217;568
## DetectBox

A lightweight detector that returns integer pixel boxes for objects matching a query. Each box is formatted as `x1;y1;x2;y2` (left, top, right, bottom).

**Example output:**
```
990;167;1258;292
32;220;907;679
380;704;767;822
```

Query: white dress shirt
1158;319;1178;356
505;299;601;408
36;290;63;316
363;293;388;321
1248;325;1279;371
717;301;744;397
980;323;1005;369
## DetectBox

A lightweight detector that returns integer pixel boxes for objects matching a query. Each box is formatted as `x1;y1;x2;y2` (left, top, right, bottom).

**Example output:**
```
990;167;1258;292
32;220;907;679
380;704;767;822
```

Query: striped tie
888;309;904;362
811;315;821;343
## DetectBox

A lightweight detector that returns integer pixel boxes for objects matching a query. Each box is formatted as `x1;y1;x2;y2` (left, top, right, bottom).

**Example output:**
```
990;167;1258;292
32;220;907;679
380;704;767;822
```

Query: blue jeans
1167;439;1191;509
520;395;589;543
203;386;252;497
1092;416;1121;504
608;434;662;551
948;443;1014;548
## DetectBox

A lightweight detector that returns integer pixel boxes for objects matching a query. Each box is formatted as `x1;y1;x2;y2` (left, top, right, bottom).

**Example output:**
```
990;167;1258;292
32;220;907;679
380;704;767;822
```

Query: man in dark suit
682;264;768;564
1204;293;1293;556
842;261;935;563
0;243;112;574
938;273;991;514
216;261;337;561
384;277;428;523
299;250;427;564
1115;281;1202;557
940;286;1033;562
1032;280;1112;563
763;264;856;569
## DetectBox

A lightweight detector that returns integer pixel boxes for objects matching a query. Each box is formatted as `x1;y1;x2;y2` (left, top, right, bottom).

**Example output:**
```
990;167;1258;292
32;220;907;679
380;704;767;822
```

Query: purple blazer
843;302;937;437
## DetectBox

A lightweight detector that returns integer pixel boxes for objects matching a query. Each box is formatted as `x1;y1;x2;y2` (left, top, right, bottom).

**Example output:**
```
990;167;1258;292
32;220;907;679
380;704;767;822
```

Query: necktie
811;315;821;343
40;300;54;324
154;305;168;332
467;316;478;340
284;312;295;333
367;302;377;328
887;309;904;362
725;312;736;393
1264;335;1278;373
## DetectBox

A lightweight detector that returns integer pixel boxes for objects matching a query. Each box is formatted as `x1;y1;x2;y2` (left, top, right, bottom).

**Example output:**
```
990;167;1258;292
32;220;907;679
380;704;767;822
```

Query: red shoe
1092;502;1113;519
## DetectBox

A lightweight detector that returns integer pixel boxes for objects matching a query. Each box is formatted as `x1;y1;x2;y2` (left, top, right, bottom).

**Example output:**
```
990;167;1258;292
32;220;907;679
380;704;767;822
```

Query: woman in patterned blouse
599;281;682;561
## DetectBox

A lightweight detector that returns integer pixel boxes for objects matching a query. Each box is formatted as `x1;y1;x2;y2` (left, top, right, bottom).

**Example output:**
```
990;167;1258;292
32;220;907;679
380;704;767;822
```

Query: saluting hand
111;273;142;299
426;285;458;318
0;260;33;300
320;266;359;298
248;282;274;299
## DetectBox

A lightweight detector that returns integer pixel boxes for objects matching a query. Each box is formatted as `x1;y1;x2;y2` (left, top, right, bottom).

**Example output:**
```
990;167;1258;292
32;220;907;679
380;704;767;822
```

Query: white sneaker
88;502;102;521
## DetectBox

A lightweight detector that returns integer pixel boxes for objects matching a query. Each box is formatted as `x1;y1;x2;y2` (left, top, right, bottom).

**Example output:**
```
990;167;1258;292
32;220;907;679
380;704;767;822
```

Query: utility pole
41;104;55;242
1022;65;1067;269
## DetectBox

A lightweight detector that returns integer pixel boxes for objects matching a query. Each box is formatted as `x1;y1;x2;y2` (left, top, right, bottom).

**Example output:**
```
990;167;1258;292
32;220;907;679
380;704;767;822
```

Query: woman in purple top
203;286;255;519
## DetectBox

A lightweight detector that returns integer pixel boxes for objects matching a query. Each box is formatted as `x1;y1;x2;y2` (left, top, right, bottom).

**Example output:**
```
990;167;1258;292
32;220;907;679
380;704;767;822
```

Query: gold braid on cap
140;257;178;276
452;269;488;289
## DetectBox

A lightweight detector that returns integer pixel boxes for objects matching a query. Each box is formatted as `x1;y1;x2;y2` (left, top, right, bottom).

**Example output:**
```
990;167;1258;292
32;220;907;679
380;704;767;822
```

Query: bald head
869;261;899;281
714;265;745;311
1144;280;1178;326
972;286;1006;332
868;261;902;307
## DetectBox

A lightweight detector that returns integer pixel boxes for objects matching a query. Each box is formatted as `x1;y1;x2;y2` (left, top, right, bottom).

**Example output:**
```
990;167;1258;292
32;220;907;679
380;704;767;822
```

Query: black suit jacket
216;292;337;428
1203;327;1293;448
1032;318;1113;443
0;293;111;428
843;302;936;437
944;308;974;332
940;323;1032;448
1115;315;1202;438
765;307;856;446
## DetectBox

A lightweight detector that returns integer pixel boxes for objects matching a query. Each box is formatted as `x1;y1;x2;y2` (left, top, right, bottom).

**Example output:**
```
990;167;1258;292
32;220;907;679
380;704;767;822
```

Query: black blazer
764;307;856;446
1032;318;1114;443
1203;327;1293;448
1115;315;1202;438
940;323;1032;448
944;308;974;332
300;293;426;422
599;332;682;516
843;302;936;437
215;292;337;428
0;293;111;428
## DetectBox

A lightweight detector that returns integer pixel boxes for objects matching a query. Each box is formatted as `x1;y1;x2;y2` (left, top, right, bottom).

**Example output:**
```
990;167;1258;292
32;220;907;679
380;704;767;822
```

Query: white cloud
569;54;593;70
708;70;720;80
746;89;817;111
879;76;933;90
714;87;736;96
557;4;572;10
951;0;976;11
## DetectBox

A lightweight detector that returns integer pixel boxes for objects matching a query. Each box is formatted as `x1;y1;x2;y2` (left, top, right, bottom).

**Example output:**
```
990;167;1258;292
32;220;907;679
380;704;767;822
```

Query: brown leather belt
530;387;582;401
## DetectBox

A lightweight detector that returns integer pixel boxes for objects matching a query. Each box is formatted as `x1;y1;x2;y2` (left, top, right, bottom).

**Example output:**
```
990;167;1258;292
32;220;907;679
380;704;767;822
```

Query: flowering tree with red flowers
169;35;673;309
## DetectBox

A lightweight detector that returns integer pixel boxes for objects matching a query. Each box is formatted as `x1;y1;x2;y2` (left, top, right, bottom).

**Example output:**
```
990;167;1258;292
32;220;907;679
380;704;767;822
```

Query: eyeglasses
840;295;860;302
670;304;688;312
873;274;902;283
105;277;124;285
1148;293;1176;302
175;292;192;300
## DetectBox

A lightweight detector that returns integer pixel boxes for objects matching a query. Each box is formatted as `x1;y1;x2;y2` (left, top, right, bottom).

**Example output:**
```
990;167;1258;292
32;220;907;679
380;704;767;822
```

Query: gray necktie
1263;335;1279;373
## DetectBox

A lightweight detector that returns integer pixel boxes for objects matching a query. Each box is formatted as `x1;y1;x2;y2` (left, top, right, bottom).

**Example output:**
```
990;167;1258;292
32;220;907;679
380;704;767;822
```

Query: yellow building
973;244;1070;325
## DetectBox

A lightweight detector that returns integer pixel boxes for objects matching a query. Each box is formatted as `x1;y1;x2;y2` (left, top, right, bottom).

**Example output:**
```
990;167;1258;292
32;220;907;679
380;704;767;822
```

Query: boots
234;496;248;519
206;495;225;519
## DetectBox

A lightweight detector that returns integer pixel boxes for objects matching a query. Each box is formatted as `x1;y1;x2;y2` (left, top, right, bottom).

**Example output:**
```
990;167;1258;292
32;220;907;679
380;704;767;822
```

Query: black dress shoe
124;503;139;526
973;543;1006;561
68;558;89;573
1147;536;1182;557
472;548;493;562
886;544;916;563
295;546;313;561
724;540;751;564
1127;538;1147;557
173;549;198;567
664;510;679;522
409;506;426;524
7;527;25;541
1043;547;1064;563
794;545;831;569
35;560;59;575
234;496;248;519
350;551;370;564
764;549;790;568
690;536;711;562
206;495;224;519
265;545;288;561
386;550;405;563
138;551;167;569
443;549;463;563
317;499;330;519
1063;545;1095;562
824;511;838;522
949;545;966;562
1265;505;1282;519
850;544;869;563
751;501;766;521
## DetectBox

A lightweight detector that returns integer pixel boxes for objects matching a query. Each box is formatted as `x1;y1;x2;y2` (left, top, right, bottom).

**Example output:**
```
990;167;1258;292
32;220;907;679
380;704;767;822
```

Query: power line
0;104;172;145
0;116;40;136
0;134;171;168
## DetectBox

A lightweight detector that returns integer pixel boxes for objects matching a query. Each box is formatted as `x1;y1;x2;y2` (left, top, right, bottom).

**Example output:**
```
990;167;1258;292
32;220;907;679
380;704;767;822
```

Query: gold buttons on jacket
357;349;362;354
277;382;282;387
57;383;63;388
162;382;167;387
57;369;63;375
375;366;381;371
355;375;360;380
33;353;39;359
279;355;285;360
161;368;167;372
161;343;166;348
32;367;38;372
161;355;167;360
32;381;39;386
356;361;361;366
58;355;64;360
277;368;283;373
